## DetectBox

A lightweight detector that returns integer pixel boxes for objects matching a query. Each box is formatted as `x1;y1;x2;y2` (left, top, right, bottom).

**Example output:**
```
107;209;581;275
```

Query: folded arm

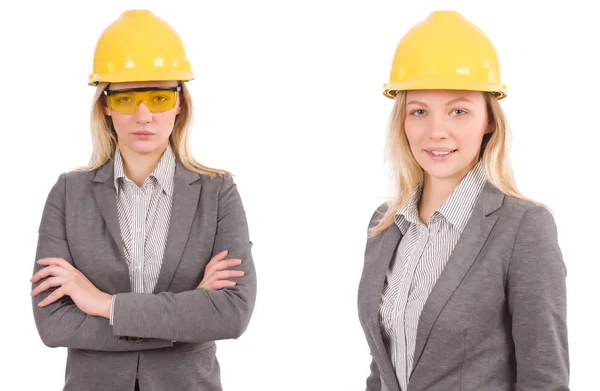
111;175;257;343
31;173;173;351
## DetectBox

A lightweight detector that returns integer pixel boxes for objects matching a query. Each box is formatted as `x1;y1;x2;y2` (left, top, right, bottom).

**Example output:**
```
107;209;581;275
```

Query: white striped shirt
109;145;175;324
379;161;487;391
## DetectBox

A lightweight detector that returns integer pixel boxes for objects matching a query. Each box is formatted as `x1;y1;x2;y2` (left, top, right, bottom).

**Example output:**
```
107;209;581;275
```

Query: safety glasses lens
106;89;178;114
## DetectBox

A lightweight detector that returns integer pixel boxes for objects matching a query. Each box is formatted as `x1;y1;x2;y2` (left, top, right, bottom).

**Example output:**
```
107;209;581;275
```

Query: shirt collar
113;144;176;196
394;187;422;233
437;160;487;231
395;160;487;232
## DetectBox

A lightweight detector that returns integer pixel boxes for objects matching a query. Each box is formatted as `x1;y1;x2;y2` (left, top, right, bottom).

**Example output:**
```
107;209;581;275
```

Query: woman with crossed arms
30;10;256;391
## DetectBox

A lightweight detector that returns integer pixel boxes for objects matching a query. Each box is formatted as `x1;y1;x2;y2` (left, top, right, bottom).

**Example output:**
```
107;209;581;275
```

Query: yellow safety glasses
104;86;181;114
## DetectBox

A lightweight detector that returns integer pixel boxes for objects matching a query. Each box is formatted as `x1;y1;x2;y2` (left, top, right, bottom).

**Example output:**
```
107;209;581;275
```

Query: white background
1;0;598;390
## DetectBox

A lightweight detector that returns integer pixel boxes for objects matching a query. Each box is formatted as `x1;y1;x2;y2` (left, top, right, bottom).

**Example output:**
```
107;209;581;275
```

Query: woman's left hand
30;257;113;319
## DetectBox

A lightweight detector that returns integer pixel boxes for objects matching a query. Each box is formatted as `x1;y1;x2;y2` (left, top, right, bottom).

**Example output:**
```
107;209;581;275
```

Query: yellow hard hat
383;10;507;100
88;10;193;86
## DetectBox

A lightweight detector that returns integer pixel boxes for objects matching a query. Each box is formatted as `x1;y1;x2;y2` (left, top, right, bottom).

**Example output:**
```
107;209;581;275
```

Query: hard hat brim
88;71;194;86
383;80;507;100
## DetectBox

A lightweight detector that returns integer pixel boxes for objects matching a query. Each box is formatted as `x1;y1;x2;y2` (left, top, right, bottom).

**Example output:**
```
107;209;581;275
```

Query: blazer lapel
153;161;202;293
411;182;504;373
365;224;403;391
92;160;130;291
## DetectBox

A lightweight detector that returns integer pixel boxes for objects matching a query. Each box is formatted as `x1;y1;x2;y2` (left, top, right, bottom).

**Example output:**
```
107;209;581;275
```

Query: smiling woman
30;9;256;391
357;10;569;391
404;91;491;183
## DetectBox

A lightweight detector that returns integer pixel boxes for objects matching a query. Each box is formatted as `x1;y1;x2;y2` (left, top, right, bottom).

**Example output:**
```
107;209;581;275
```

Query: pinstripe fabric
379;160;487;391
109;145;175;325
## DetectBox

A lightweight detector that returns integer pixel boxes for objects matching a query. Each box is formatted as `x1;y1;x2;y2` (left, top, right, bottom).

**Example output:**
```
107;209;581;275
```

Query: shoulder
63;169;97;185
490;194;560;264
500;195;556;234
41;168;100;211
368;201;390;228
504;199;565;280
197;173;245;209
502;193;543;213
198;172;236;192
47;168;98;195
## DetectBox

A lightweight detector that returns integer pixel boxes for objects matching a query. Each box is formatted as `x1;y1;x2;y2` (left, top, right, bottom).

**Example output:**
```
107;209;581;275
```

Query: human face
104;80;181;156
404;90;492;184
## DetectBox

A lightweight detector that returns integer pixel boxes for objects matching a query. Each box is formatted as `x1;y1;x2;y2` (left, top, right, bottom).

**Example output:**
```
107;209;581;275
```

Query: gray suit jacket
357;182;569;391
31;159;256;391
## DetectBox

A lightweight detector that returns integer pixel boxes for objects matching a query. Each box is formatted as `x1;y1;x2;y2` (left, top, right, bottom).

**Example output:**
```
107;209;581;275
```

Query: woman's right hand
197;250;245;290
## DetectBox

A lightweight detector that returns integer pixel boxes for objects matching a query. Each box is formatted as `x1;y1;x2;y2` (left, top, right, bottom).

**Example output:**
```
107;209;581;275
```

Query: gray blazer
357;182;569;391
31;159;256;391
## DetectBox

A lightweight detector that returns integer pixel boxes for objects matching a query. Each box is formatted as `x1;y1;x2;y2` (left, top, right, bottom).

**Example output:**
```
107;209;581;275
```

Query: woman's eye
451;109;467;116
116;97;132;103
153;96;168;102
411;109;426;116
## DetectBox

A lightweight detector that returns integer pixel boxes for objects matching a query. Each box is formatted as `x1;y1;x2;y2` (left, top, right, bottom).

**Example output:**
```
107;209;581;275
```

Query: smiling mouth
424;149;458;156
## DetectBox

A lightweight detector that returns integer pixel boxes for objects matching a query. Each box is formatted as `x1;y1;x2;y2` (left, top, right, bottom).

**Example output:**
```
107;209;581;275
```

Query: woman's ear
101;95;112;117
483;93;496;134
176;93;184;115
485;118;495;134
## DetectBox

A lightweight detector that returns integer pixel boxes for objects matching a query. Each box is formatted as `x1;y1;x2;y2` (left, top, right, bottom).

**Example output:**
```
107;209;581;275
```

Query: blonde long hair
78;82;230;177
369;91;546;237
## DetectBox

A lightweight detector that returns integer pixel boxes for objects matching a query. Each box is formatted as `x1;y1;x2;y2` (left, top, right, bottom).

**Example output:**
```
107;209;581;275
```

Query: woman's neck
118;144;167;187
419;176;459;222
418;161;476;224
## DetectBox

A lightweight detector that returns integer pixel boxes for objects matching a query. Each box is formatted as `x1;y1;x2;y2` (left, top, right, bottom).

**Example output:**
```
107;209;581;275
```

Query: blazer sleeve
507;205;570;390
366;355;382;391
111;174;257;343
362;204;387;391
31;173;174;351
